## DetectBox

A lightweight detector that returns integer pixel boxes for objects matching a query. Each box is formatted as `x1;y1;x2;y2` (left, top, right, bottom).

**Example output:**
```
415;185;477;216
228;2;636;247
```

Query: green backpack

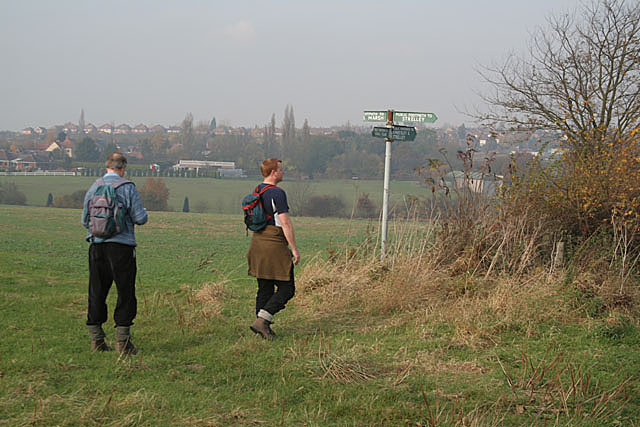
87;178;131;238
242;184;275;232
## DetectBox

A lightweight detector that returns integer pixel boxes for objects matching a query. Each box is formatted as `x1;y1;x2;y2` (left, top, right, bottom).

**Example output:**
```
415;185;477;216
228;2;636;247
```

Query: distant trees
391;142;425;179
325;151;384;179
282;105;295;147
457;124;467;141
150;133;169;161
118;107;443;179
180;113;197;157
302;119;310;142
75;137;100;161
103;141;118;156
263;114;278;158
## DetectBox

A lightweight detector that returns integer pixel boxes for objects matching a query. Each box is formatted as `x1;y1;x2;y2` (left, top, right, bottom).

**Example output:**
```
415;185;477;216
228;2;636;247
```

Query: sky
0;0;581;131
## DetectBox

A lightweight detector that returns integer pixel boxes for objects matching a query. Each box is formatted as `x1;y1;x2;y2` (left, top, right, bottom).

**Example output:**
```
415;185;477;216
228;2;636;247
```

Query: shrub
139;177;170;211
503;134;640;243
283;180;315;216
302;194;345;217
53;190;86;209
355;193;377;218
0;182;27;205
193;200;209;213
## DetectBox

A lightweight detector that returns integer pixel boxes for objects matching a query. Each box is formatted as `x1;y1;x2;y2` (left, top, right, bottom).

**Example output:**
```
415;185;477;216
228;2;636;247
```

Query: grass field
1;205;638;425
3;176;426;215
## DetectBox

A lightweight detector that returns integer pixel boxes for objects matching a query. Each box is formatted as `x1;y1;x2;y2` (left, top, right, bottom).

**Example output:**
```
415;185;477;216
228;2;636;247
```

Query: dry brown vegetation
294;212;638;424
297;138;640;347
297;243;575;347
293;125;640;422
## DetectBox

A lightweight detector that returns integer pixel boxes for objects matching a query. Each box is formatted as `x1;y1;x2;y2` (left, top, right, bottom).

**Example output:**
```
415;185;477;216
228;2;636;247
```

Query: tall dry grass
297;140;640;339
296;214;576;348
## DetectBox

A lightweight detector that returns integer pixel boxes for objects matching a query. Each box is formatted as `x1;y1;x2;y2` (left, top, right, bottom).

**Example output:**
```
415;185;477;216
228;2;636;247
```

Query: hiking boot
250;317;275;340
267;323;276;337
91;339;113;352
115;338;138;355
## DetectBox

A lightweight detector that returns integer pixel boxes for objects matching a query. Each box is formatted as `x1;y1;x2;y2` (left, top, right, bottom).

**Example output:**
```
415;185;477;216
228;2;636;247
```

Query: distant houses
98;123;113;134
171;160;245;178
0;149;56;171
15;120;354;139
83;123;97;133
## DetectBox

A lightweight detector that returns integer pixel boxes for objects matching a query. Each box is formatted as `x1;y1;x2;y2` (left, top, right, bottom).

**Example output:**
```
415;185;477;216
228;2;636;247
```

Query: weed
496;350;637;423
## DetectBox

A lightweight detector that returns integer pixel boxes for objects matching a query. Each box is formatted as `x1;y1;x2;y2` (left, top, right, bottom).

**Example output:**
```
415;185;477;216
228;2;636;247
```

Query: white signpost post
364;109;438;259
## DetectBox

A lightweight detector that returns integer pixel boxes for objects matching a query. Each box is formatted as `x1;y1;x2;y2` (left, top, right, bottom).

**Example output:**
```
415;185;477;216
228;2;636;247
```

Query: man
81;152;148;354
247;158;300;339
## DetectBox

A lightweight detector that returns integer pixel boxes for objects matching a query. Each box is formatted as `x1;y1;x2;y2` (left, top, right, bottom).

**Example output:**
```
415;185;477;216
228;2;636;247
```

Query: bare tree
477;0;640;152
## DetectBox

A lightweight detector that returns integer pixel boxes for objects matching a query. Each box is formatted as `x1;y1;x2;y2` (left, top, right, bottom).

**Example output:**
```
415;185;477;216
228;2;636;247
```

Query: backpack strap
94;177;132;189
112;179;133;189
255;184;276;222
254;184;275;196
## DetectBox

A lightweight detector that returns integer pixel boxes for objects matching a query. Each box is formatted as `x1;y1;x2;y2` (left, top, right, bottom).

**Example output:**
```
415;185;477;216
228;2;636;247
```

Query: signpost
363;110;388;121
365;109;437;259
393;111;438;123
372;125;416;142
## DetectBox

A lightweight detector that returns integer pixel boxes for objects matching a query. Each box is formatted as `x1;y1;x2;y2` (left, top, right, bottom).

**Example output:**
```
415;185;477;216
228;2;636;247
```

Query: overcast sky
1;0;581;131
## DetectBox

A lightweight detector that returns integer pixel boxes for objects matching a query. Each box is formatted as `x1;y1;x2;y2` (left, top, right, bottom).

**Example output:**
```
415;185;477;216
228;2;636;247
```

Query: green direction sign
393;111;438;123
363;110;388;122
391;125;417;141
372;126;391;138
371;125;417;141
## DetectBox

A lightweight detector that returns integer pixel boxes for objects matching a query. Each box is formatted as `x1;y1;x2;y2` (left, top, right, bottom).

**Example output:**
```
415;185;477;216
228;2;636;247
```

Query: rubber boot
114;326;138;355
88;325;112;351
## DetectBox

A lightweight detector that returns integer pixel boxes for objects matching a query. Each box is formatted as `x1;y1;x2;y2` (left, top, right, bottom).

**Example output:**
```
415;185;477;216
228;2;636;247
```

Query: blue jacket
81;172;148;246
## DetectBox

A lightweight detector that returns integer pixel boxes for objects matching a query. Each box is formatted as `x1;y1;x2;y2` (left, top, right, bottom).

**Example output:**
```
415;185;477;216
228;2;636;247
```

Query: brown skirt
247;225;293;281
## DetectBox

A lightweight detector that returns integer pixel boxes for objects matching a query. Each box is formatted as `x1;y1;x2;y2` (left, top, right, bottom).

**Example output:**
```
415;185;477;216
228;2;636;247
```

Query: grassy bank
0;205;638;425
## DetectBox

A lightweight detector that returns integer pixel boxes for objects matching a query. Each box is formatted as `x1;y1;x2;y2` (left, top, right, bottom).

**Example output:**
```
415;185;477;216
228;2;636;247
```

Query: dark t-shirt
257;184;289;226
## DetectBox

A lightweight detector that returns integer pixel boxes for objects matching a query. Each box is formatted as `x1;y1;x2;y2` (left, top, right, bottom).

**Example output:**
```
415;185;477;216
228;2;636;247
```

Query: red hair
260;158;282;177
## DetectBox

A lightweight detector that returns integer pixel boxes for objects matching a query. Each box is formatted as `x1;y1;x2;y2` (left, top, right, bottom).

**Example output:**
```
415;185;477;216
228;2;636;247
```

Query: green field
3;176;426;215
1;205;638;425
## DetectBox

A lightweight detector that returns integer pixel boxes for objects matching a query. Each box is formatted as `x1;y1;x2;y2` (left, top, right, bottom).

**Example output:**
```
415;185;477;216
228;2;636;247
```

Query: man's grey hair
105;152;128;170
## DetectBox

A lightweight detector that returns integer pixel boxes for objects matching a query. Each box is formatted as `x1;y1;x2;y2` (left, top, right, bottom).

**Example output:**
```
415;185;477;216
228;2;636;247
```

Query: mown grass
5;176;424;214
1;205;638;425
